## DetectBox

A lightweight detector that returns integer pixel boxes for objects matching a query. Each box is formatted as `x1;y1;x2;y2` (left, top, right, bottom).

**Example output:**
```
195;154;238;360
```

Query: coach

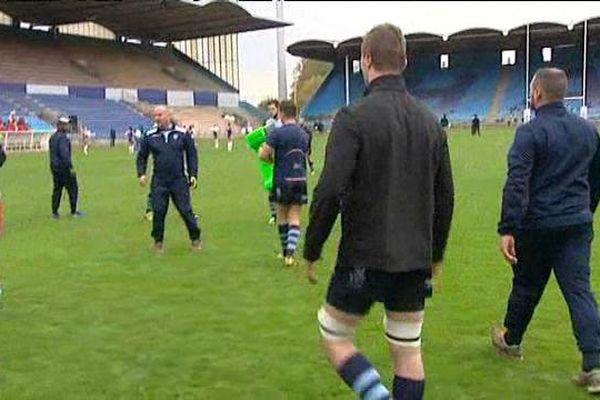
0;142;6;168
49;116;82;219
137;106;201;253
304;23;454;400
492;68;600;394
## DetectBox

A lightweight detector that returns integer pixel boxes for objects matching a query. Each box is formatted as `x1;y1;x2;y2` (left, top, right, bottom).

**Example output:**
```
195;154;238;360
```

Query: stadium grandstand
0;0;289;151
288;18;600;124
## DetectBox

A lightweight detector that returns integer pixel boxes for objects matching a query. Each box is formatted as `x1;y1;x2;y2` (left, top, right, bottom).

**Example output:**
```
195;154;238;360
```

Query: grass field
0;126;599;399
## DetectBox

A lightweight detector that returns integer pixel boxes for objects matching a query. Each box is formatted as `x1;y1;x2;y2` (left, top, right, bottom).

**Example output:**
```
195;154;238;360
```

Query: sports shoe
154;241;164;254
71;211;84;218
268;216;276;225
191;240;202;252
573;369;600;394
490;325;523;360
52;212;60;220
284;256;297;268
307;264;318;285
144;210;153;221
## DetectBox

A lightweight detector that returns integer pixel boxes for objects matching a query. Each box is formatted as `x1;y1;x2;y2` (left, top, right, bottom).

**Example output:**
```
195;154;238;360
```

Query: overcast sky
236;1;600;105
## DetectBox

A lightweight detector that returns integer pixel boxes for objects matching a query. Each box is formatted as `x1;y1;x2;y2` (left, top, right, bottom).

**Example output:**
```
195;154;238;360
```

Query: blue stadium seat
0;95;53;130
22;94;153;138
302;44;600;122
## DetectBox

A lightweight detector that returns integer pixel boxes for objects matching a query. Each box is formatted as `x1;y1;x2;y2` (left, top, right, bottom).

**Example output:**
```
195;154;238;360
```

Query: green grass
0;127;598;399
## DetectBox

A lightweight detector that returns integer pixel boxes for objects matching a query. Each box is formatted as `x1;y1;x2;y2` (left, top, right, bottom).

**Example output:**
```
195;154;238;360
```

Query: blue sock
393;376;425;400
286;224;301;256
278;224;289;254
337;353;390;400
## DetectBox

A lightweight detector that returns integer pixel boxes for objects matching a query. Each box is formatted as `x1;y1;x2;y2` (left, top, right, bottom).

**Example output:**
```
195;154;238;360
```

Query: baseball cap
57;116;70;124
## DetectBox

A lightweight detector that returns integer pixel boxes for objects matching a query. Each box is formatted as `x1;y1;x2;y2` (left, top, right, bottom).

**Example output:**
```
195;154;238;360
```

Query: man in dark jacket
303;24;454;400
137;106;201;253
109;127;116;148
299;118;315;175
49;116;82;219
492;68;600;394
440;113;449;130
471;114;480;136
0;142;6;168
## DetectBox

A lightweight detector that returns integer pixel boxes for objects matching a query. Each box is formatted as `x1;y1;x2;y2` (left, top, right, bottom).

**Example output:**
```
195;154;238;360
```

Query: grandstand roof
0;0;290;42
286;40;336;62
447;27;503;41
288;17;600;61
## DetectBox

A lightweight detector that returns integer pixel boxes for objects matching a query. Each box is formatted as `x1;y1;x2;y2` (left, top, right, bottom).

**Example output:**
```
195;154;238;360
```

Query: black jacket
498;101;600;235
0;144;5;168
49;131;73;172
304;74;455;273
137;124;198;182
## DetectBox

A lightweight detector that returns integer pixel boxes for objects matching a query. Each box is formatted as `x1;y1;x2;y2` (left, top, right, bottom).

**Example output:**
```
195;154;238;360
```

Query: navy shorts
326;266;428;315
275;182;308;205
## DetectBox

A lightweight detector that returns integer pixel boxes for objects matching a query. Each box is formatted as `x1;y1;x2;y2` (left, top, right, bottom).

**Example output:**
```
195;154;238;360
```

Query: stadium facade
0;1;254;90
0;0;288;146
288;18;600;122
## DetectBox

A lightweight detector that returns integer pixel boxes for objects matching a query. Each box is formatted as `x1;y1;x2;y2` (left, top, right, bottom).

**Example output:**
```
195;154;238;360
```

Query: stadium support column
276;0;288;100
581;19;588;119
524;24;531;123
344;55;350;106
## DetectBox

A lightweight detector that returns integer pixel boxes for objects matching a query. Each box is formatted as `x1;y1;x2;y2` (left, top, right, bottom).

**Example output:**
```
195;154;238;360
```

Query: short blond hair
361;23;407;72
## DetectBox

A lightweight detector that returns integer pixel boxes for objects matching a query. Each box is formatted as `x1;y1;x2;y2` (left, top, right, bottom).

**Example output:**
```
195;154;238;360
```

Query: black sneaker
52;213;60;220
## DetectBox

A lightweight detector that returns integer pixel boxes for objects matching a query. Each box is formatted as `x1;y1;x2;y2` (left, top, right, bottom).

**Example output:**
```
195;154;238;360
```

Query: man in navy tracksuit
0;142;5;168
137;106;201;253
492;68;600;394
49;116;82;219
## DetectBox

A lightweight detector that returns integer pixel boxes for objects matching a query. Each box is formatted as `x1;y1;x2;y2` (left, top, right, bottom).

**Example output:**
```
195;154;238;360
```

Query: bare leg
284;205;302;262
386;310;426;399
322;304;362;367
276;204;289;257
286;205;301;226
320;304;391;399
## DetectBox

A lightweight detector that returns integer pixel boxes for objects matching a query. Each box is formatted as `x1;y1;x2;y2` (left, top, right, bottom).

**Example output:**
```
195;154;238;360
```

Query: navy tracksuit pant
503;223;600;367
52;169;78;214
151;176;200;243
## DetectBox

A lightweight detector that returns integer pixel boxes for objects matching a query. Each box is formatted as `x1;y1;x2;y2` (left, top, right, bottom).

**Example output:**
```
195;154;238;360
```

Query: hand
189;176;198;190
139;175;147;187
70;169;76;177
306;260;318;285
430;262;443;294
431;262;443;279
500;235;518;265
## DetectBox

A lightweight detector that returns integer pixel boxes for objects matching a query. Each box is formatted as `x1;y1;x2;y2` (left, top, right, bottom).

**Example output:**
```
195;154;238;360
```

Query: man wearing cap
49;116;82;219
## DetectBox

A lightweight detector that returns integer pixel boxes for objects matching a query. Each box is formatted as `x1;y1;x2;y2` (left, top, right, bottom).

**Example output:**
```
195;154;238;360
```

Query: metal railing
0;130;53;153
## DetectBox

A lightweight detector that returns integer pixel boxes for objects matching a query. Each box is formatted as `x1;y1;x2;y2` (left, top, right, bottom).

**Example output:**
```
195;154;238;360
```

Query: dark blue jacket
498;101;600;235
49;131;73;173
136;124;198;182
0;144;5;168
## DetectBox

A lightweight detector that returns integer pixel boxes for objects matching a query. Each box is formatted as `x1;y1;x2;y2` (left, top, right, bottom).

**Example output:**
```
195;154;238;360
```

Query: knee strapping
317;307;356;341
383;315;423;348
